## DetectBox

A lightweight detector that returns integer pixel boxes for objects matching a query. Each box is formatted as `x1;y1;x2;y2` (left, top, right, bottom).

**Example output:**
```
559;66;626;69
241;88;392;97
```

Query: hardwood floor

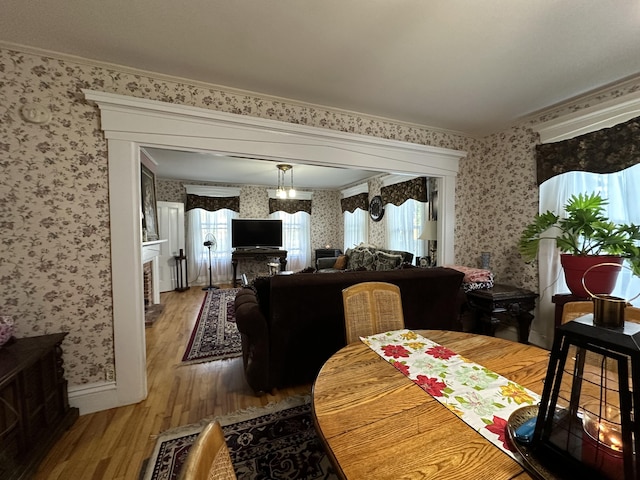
34;286;311;480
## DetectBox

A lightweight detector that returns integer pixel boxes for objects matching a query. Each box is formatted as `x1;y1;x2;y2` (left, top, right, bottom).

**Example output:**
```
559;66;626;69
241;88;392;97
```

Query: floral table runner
362;329;540;460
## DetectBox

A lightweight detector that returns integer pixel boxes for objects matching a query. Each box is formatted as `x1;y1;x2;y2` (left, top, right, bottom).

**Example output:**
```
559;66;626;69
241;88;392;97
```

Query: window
540;164;640;298
186;208;238;284
533;164;640;348
343;208;368;250
270;210;311;271
385;199;427;259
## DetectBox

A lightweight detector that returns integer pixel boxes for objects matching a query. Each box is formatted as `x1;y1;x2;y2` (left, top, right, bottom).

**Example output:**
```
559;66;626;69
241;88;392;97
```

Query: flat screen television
232;219;283;249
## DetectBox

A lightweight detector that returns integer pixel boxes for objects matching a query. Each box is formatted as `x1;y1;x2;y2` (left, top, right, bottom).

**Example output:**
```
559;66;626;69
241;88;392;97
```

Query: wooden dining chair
562;300;640;324
178;421;237;480
561;301;593;325
342;282;405;344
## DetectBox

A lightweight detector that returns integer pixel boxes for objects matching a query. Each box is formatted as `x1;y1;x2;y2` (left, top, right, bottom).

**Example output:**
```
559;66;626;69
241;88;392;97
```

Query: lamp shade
418;221;437;241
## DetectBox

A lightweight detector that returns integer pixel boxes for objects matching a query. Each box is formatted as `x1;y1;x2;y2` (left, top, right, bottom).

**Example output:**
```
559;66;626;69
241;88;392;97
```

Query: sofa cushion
375;251;403;270
361;249;376;270
347;248;364;269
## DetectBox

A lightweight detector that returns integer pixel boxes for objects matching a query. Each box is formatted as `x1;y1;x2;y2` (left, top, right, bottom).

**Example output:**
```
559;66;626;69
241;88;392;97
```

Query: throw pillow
375;251;403;271
361;249;376;270
333;255;348;269
348;249;365;269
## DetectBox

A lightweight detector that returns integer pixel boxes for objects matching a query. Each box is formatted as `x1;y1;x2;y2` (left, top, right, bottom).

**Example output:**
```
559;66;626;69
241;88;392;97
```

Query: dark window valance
536;115;640;185
268;198;312;215
185;194;240;212
341;192;369;213
380;177;428;206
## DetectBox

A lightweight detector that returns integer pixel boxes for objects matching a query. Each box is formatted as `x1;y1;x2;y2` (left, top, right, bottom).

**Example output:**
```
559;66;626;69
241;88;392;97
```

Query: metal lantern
532;314;640;479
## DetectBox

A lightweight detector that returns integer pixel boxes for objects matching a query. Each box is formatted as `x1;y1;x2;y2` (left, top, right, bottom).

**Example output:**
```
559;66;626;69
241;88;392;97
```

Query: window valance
341;192;369;213
268;198;312;215
185;194;240;213
536;115;640;185
380;176;427;206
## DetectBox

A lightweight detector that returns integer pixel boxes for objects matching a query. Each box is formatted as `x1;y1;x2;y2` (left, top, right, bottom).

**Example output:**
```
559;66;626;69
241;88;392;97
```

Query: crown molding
533;90;640;143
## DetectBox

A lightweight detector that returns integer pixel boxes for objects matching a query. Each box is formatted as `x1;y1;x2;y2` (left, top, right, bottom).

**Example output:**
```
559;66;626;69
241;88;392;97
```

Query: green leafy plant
518;192;640;276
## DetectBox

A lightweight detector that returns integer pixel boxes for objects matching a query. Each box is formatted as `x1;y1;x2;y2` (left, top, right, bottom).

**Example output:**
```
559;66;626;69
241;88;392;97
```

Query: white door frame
83;89;465;410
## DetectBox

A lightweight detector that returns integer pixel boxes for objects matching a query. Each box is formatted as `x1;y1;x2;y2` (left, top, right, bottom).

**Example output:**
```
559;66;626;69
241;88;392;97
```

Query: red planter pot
560;254;623;298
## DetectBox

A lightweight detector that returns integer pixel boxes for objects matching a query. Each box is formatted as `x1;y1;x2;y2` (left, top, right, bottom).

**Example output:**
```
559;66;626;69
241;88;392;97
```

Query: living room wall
156;177;345;259
0;45;479;389
2;42;639;393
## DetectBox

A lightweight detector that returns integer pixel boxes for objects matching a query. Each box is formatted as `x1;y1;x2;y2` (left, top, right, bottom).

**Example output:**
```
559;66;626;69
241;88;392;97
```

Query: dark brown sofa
234;266;464;393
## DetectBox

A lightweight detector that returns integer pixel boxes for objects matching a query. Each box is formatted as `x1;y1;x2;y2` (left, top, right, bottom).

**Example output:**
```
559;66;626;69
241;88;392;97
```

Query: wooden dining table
312;330;551;479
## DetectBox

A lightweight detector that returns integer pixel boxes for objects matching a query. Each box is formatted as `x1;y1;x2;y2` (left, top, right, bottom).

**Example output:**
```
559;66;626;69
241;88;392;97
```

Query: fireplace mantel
142;239;167;304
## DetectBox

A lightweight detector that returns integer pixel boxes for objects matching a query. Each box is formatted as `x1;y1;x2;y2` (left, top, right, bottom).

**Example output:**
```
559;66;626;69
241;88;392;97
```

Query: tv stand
232;248;287;287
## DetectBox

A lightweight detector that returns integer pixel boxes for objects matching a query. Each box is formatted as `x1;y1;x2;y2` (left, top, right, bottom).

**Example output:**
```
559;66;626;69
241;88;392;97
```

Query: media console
231;248;287;287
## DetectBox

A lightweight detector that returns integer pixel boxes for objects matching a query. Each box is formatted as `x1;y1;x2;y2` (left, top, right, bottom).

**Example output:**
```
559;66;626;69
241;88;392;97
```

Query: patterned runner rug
141;395;338;480
181;288;242;364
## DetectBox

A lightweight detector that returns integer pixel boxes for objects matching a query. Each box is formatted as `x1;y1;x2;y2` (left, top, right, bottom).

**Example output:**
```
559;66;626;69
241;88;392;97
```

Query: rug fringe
151;394;311;440
178;352;242;367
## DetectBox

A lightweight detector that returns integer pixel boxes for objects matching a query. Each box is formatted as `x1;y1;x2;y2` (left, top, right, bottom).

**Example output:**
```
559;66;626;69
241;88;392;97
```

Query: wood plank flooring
34;286;311;480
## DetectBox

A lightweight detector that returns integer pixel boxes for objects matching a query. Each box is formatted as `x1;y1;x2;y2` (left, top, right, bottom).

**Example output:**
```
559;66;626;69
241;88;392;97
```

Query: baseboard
68;381;119;415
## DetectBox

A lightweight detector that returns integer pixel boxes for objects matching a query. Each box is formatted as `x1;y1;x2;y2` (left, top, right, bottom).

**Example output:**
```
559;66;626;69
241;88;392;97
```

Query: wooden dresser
0;333;79;480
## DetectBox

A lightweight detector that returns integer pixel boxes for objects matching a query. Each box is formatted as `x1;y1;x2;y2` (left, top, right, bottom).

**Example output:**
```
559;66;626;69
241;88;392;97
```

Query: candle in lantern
582;410;624;479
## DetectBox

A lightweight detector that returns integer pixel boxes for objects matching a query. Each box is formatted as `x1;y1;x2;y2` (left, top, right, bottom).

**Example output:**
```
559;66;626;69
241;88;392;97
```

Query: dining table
311;329;551;479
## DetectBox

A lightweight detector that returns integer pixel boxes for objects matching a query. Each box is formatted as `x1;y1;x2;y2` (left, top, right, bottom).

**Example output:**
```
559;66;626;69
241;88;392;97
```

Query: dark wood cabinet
0;333;78;480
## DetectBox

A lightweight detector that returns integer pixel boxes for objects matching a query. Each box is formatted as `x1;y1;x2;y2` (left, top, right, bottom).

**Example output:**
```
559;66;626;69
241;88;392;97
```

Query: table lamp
418;221;437;266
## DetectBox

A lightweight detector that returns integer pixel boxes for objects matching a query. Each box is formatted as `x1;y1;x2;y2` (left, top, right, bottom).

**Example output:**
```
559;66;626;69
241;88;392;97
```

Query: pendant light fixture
276;164;296;198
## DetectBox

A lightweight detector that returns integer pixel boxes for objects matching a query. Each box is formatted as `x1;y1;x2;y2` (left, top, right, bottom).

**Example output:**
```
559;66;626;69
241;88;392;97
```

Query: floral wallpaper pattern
1;44;640;389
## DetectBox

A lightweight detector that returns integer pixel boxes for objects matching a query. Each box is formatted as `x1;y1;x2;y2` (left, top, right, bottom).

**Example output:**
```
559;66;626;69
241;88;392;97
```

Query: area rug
141;395;338;480
181;288;242;364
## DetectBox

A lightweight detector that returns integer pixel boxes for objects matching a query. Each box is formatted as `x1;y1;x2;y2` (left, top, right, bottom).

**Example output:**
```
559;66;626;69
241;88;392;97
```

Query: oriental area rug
181;288;242;364
141;395;338;480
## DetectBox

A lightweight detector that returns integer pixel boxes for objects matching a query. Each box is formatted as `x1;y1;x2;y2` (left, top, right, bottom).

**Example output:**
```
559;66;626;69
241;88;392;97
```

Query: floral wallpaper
2;43;640;390
157;178;344;254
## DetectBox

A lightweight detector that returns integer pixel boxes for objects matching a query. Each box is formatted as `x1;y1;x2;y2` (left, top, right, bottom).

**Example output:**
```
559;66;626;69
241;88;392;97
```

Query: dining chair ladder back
342;281;405;344
178;420;237;480
561;301;593;325
562;301;640;325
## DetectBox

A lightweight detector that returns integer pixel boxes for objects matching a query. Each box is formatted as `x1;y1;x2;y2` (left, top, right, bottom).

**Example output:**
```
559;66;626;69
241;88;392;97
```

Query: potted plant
519;192;640;297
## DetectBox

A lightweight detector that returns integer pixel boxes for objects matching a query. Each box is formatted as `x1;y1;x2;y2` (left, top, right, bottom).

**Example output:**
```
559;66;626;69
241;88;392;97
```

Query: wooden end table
466;283;538;344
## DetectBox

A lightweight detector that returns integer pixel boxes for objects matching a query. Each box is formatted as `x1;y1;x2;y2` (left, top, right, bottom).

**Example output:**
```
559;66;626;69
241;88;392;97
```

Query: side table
466;284;538;344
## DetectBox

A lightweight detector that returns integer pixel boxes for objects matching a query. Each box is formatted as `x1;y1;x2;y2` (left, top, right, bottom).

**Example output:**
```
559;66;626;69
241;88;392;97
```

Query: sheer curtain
343;208;368;250
186;208;238;285
531;163;640;348
385;199;427;258
269;210;311;271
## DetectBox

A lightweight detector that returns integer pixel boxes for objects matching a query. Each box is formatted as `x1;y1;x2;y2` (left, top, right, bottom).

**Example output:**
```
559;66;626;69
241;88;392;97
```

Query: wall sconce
418;221;437;266
275;164;296;199
529;314;639;479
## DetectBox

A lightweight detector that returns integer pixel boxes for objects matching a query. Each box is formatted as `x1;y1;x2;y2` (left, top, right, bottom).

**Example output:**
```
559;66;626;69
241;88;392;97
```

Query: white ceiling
143;147;384;189
3;1;640;186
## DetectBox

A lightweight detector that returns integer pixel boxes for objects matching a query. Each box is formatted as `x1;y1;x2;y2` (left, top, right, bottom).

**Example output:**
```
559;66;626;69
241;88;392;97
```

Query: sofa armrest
317;257;339;270
234;288;271;393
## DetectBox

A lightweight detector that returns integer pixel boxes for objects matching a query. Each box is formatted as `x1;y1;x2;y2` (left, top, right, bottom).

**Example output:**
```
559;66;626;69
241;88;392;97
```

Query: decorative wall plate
369;195;384;222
